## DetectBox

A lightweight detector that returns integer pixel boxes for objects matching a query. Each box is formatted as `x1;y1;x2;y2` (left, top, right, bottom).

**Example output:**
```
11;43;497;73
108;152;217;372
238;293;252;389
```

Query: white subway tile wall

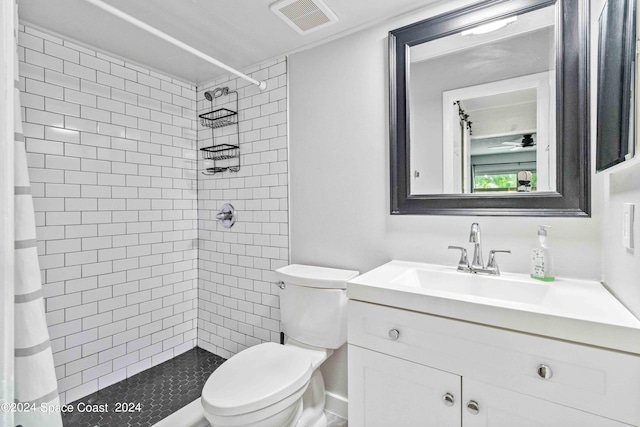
197;58;288;358
19;25;199;405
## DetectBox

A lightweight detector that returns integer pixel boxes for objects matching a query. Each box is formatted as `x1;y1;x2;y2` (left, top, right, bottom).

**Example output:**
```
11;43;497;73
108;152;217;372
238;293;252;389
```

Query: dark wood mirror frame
389;0;590;216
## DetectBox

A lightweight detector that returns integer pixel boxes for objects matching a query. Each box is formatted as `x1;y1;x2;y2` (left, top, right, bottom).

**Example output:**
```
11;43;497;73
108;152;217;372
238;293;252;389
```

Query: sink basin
391;268;551;305
347;260;640;354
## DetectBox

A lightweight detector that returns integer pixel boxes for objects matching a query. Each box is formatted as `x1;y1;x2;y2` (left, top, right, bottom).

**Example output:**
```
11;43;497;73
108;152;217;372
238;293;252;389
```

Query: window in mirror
473;171;538;192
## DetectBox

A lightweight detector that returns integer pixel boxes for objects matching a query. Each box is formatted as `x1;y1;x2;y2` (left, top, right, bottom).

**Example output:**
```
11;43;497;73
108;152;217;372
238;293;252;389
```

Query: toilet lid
202;342;313;416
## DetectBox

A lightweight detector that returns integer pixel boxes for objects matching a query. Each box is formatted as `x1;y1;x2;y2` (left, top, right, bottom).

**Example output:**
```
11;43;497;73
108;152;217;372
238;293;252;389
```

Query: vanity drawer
348;300;640;425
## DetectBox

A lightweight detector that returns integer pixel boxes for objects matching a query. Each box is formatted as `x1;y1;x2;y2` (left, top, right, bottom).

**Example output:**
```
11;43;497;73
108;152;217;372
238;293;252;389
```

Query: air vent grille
270;0;338;35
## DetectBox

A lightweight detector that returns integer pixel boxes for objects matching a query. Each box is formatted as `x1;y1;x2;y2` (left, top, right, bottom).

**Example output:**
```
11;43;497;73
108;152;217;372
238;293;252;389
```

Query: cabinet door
462;379;633;427
348;344;461;427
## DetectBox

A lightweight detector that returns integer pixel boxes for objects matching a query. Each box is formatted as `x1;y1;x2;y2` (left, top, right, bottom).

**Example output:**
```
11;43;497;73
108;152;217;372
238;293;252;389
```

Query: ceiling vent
270;0;338;35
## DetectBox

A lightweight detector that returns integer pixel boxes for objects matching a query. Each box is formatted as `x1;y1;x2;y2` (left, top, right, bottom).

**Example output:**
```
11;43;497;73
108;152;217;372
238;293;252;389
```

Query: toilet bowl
202;340;330;427
201;264;359;427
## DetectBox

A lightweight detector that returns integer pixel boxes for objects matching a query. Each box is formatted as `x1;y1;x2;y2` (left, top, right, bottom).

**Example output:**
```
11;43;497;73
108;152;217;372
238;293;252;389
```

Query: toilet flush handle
276;281;285;290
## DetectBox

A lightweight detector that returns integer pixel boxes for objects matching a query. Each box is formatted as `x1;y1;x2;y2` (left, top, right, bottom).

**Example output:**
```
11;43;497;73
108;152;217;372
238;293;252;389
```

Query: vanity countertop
347;260;640;355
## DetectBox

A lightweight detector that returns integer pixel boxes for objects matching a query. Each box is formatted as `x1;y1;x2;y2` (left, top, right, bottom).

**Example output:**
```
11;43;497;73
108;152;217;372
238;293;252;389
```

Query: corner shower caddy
200;87;240;175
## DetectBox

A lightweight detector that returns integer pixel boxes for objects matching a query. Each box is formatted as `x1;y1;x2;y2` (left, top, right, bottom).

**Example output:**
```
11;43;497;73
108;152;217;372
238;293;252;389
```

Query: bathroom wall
196;58;288;359
601;163;640;318
18;24;198;404
288;0;603;399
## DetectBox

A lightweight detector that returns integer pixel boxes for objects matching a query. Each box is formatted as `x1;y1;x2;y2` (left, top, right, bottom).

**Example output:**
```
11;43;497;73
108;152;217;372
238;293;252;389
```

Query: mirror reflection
408;5;556;195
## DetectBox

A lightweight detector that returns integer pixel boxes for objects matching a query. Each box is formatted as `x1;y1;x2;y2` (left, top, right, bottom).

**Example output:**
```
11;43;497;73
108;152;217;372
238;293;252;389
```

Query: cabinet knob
388;329;400;340
466;400;480;415
442;393;455;407
537;364;553;379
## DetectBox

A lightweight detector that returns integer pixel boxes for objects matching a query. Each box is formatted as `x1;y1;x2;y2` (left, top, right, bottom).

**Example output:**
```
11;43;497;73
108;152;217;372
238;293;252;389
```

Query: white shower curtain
10;1;63;426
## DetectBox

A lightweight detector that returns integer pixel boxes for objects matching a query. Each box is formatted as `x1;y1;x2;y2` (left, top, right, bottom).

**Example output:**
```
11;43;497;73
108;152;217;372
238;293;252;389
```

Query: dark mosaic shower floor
62;347;226;427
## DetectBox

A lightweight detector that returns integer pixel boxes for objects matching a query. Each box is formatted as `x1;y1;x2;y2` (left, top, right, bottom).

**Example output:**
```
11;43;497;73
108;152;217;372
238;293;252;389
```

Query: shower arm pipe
83;0;267;91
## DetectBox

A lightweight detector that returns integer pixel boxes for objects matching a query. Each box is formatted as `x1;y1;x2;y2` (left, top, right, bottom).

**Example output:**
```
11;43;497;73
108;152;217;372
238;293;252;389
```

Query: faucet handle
448;246;469;271
469;223;481;243
486;250;511;275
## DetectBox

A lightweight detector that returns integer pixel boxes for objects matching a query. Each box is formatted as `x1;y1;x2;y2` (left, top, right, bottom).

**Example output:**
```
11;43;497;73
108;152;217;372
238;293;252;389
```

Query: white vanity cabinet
349;344;461;427
461;379;629;427
347;300;640;427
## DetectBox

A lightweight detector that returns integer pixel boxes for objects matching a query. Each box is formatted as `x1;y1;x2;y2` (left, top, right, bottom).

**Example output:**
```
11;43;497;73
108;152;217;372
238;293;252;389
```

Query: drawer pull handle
442;393;455;407
388;329;400;340
537;364;553;379
466;400;479;415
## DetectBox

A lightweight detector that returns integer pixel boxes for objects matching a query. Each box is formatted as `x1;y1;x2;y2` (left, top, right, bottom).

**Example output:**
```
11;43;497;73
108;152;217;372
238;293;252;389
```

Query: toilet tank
275;264;359;349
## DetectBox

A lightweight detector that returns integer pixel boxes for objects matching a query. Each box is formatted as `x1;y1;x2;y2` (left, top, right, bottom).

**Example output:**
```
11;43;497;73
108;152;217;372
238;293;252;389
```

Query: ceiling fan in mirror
488;134;536;151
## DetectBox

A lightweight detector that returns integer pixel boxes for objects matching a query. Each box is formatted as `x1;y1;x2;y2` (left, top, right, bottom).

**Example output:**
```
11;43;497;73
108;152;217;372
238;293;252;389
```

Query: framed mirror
596;0;636;171
389;0;590;216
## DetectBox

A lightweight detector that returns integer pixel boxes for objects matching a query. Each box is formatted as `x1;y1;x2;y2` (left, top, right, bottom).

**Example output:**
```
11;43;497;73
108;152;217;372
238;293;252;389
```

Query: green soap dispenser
531;225;555;281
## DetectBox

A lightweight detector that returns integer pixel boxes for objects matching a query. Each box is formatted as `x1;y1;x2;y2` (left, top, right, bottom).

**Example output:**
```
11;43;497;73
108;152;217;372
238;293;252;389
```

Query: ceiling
19;0;438;85
470;133;537;156
410;4;555;63
464;88;536;111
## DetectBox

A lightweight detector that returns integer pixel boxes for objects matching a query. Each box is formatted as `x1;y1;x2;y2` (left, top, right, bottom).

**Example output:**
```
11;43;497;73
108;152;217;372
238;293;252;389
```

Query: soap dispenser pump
531;225;554;282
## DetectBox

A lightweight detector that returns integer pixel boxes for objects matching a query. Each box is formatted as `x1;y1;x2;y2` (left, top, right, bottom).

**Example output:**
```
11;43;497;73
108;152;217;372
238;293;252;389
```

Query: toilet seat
202;342;313;417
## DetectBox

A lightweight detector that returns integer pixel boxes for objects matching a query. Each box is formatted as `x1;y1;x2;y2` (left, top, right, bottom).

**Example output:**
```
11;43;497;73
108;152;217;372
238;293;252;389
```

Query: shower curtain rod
84;0;267;91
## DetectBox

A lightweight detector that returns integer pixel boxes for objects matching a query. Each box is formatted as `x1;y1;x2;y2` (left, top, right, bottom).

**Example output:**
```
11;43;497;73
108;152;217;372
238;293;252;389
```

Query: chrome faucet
448;223;511;276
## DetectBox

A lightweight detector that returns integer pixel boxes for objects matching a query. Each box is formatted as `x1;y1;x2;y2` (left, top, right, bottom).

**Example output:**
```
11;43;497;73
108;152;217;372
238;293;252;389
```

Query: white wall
19;24;199;405
289;0;602;399
601;163;640;318
196;59;288;358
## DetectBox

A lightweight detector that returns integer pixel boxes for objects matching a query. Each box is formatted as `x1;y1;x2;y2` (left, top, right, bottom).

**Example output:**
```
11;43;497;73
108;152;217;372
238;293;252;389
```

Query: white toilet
201;264;359;427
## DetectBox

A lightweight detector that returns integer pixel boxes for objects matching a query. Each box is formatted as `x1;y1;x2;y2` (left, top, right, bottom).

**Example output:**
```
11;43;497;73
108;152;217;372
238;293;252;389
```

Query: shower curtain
10;1;63;426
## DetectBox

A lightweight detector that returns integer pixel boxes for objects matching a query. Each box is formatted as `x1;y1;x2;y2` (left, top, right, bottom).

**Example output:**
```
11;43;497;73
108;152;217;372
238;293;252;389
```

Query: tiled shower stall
196;59;288;359
18;23;288;405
